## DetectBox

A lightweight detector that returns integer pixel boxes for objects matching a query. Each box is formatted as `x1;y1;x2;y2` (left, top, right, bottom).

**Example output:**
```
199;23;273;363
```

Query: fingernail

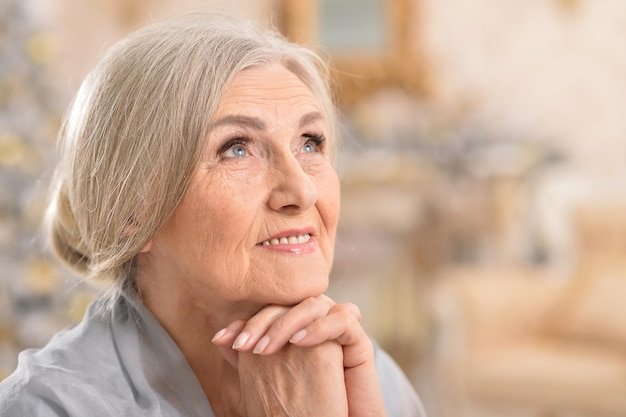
211;328;227;343
290;329;307;344
253;335;270;354
232;332;249;350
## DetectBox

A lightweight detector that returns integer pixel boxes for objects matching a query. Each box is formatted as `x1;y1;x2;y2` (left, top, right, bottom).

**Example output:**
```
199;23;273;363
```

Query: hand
212;295;387;417
238;340;348;417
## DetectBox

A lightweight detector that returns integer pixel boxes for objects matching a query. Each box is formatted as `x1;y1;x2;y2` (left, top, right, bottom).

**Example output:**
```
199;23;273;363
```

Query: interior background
2;0;625;416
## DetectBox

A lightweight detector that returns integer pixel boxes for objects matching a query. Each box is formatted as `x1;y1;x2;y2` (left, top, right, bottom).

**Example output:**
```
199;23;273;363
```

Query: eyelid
302;133;326;152
217;137;250;157
215;131;327;158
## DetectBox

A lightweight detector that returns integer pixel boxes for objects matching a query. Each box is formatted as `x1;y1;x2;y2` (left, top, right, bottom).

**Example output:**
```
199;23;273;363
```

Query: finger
289;303;373;368
211;320;246;347
210;320;246;370
211;308;291;369
288;303;361;346
227;305;291;351
332;301;362;322
251;295;336;355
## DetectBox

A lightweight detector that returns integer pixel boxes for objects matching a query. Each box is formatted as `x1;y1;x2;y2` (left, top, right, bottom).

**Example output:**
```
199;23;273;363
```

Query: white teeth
261;233;311;246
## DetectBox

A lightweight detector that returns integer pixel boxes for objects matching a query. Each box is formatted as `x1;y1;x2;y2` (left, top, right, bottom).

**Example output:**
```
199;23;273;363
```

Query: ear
125;213;153;253
140;240;153;253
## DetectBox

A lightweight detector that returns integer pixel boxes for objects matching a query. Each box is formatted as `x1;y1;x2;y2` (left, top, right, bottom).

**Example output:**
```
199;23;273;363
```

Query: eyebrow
209;115;265;130
209;111;324;131
298;112;323;128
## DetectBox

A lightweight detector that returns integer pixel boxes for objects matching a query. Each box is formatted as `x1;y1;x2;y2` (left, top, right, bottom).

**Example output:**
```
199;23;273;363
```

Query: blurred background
1;0;626;416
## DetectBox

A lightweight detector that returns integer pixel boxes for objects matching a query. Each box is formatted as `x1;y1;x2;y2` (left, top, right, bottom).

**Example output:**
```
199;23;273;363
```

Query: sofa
428;204;626;417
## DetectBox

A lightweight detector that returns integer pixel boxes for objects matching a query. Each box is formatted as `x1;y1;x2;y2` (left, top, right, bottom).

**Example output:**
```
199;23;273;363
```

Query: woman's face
142;64;340;309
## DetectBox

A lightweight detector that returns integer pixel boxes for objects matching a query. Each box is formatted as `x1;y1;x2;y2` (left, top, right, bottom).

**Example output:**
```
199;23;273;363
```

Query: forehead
215;65;323;118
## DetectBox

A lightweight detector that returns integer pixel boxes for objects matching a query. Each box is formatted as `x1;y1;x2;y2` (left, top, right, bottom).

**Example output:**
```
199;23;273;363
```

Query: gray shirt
0;294;426;416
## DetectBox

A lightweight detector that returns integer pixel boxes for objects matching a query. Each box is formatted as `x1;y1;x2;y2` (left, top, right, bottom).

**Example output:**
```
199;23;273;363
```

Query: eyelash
217;137;250;157
217;133;327;158
302;133;326;152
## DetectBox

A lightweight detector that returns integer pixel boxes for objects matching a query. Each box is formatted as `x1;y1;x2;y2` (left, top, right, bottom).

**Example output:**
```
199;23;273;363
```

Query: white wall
42;0;276;92
420;0;626;184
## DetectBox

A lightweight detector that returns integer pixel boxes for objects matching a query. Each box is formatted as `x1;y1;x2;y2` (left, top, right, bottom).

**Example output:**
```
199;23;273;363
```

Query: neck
135;271;258;416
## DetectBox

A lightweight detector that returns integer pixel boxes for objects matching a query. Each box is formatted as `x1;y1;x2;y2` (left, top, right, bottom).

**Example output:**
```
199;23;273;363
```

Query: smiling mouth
259;233;312;246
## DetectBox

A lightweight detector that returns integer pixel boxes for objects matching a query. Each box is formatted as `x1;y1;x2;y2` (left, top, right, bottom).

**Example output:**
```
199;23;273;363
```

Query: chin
274;278;329;306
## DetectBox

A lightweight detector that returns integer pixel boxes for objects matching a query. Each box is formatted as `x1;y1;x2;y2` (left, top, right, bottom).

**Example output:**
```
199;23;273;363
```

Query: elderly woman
0;14;426;417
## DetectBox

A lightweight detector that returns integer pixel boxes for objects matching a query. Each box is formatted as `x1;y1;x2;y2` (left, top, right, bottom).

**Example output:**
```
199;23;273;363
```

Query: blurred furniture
278;0;428;105
430;203;626;417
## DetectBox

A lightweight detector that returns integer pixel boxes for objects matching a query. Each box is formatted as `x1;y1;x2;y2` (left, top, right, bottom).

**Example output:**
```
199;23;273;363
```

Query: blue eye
219;138;250;158
226;145;248;158
302;134;325;153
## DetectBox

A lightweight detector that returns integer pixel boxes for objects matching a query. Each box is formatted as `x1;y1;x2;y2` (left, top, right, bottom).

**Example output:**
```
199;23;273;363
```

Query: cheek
306;159;340;209
166;180;225;250
317;168;341;236
200;176;264;248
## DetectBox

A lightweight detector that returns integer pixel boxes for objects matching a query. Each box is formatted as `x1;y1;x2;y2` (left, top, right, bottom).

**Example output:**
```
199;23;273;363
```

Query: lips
259;233;311;246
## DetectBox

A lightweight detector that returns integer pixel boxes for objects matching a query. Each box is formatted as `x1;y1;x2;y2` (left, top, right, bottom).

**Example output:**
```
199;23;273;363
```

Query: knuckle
346;303;362;321
331;302;361;320
308;317;327;335
245;305;287;330
317;294;336;307
303;296;333;316
268;315;291;334
341;310;358;328
301;296;319;309
333;308;362;335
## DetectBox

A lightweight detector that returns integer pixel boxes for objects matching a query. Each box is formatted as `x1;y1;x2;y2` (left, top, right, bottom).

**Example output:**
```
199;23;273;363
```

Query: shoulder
373;341;428;417
0;301;123;416
12;300;116;374
0;357;72;416
0;369;57;416
0;349;101;416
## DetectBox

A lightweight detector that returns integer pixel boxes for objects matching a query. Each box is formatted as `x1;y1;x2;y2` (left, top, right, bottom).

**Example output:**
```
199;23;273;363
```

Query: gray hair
46;13;338;294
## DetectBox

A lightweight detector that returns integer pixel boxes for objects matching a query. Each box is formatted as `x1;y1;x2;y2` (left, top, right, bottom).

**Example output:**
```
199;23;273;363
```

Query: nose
267;153;318;213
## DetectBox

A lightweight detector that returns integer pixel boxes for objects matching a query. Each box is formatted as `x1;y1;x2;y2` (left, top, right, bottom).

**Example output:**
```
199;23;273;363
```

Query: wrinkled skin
137;65;386;416
212;296;386;416
238;342;347;416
